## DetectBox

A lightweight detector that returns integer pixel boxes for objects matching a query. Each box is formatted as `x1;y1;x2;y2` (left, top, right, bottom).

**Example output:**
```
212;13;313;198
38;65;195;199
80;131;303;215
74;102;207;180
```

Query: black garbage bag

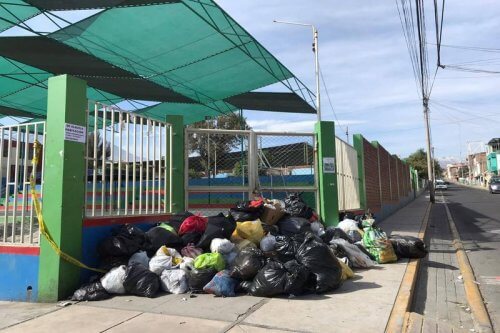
229;201;264;222
321;227;353;244
274;233;305;262
181;231;203;246
277;216;311;237
146;226;183;255
283;193;313;219
196;213;236;250
329;243;348;259
167;211;194;233
262;223;280;236
295;232;342;293
72;281;111;301
123;263;160;298
389;235;428;259
248;260;310;297
98;224;149;258
230;247;266;280
99;256;129;271
355;243;376;261
188;268;217;293
236;280;253;293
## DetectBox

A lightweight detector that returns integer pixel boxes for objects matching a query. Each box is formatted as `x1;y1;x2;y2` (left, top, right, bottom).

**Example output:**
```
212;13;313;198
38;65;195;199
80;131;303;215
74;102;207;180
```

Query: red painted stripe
83;214;172;227
188;203;234;209
0;245;40;255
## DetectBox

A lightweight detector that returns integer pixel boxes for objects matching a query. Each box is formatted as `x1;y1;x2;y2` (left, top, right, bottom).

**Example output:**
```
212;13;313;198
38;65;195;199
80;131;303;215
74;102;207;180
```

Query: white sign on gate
64;123;86;143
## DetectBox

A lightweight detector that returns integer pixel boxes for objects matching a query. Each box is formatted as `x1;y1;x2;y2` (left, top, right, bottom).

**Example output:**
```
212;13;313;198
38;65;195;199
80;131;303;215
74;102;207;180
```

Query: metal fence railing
0;122;45;245
256;132;316;205
185;128;318;215
336;137;361;211
86;102;173;217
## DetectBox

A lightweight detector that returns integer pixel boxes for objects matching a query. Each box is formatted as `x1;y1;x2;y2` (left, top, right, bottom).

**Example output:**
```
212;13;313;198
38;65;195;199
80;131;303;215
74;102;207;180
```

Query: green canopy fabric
0;0;40;33
0;57;123;115
0;0;315;123
49;1;294;107
137;101;237;124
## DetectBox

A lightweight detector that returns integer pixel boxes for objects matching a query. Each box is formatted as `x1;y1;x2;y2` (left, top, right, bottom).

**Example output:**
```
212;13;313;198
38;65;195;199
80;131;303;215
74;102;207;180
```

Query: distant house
467;152;487;180
486;138;500;176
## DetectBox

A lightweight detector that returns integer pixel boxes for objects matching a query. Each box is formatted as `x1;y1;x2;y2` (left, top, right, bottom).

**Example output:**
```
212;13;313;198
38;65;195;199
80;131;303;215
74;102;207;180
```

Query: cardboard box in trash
260;200;285;225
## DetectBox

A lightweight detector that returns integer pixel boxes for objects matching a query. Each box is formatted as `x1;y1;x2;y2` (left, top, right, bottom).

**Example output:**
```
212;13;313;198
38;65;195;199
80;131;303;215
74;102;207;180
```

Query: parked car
489;177;500;194
435;180;448;190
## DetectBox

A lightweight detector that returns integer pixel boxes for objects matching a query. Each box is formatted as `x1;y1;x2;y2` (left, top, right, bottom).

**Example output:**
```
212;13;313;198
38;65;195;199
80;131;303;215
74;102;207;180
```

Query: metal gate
0;122;45;245
335;136;361;211
85;102;173;217
185;128;317;215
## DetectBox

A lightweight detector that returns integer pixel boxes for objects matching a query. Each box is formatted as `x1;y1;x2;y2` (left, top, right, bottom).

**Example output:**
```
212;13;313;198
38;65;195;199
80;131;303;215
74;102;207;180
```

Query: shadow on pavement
425;261;458;270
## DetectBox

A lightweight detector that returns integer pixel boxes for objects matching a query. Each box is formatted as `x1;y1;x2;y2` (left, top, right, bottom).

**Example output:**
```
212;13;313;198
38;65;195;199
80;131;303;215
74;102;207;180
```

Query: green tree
404;148;443;179
188;113;250;176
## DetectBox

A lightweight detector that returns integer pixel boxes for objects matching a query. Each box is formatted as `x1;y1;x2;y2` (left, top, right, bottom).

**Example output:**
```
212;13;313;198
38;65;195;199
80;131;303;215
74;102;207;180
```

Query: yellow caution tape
30;140;106;274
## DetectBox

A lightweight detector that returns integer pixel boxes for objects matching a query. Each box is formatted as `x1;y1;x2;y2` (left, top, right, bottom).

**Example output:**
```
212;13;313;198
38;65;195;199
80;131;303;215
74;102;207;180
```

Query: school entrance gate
185;128;318;215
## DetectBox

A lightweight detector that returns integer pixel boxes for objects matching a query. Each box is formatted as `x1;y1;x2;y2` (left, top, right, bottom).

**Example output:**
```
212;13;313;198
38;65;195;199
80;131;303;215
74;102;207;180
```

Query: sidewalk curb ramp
443;199;494;333
385;202;431;333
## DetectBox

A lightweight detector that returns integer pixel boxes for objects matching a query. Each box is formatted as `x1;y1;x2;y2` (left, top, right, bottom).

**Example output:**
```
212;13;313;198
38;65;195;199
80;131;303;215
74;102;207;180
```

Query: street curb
443;199;494;333
384;202;432;333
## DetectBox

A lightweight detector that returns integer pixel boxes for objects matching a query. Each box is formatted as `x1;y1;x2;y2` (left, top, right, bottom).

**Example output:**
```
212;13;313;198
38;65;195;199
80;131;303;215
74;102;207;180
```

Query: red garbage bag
179;215;208;236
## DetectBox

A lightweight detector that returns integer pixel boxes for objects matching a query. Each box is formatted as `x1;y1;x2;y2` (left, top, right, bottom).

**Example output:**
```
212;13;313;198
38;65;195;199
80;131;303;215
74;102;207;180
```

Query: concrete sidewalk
1;194;431;333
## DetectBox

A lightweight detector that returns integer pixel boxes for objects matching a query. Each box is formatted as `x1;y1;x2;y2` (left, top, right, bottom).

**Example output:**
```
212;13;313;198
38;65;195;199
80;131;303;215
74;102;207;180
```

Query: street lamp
274;20;321;122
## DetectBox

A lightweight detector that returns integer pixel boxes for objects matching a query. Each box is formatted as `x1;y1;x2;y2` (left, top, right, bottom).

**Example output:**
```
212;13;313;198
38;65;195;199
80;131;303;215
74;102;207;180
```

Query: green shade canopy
0;0;315;124
0;0;40;33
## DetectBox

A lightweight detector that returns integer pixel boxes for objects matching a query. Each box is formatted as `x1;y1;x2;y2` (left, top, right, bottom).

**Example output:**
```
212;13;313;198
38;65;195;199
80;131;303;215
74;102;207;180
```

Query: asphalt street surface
444;184;500;331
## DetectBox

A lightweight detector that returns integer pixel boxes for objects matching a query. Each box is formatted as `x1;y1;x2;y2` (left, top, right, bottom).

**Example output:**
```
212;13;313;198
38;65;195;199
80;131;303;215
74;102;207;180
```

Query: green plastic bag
362;227;397;264
159;223;177;235
193;253;225;272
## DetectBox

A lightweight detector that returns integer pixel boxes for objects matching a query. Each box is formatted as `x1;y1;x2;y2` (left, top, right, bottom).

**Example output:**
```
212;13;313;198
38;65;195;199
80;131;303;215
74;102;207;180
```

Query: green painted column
166;115;185;213
353;134;367;210
38;75;87;302
315;121;338;227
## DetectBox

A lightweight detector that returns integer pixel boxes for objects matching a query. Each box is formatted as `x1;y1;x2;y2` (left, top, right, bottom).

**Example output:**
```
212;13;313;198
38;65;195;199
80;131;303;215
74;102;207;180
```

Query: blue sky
216;0;500;163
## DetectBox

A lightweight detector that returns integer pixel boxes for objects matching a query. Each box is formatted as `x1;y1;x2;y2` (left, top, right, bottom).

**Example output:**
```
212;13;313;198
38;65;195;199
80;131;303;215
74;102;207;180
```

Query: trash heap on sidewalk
72;193;428;301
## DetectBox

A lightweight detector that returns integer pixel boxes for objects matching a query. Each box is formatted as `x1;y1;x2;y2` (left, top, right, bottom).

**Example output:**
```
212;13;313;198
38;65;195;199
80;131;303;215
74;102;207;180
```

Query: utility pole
274;20;321;122
423;98;435;203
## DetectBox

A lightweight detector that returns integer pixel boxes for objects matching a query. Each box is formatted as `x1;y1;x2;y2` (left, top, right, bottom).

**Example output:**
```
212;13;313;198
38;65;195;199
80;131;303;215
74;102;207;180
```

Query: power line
428;43;500;53
318;66;348;136
442;64;500;75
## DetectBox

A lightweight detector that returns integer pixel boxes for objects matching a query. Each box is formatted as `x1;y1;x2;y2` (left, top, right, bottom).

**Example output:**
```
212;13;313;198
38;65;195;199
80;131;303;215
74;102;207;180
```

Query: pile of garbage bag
72;193;426;301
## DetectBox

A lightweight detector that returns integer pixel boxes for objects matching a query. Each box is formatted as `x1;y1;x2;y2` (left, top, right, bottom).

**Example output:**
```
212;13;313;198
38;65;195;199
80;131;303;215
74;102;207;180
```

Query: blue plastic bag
203;270;238;297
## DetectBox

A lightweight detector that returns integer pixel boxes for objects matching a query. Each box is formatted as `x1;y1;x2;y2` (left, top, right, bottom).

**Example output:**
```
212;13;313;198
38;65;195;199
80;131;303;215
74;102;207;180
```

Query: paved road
444;184;500;331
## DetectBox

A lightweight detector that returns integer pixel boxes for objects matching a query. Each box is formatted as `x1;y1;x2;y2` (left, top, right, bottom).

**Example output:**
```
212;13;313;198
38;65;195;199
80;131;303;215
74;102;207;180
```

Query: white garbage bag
149;246;182;275
160;269;188;294
210;238;235;254
100;265;127;294
180;257;195;273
